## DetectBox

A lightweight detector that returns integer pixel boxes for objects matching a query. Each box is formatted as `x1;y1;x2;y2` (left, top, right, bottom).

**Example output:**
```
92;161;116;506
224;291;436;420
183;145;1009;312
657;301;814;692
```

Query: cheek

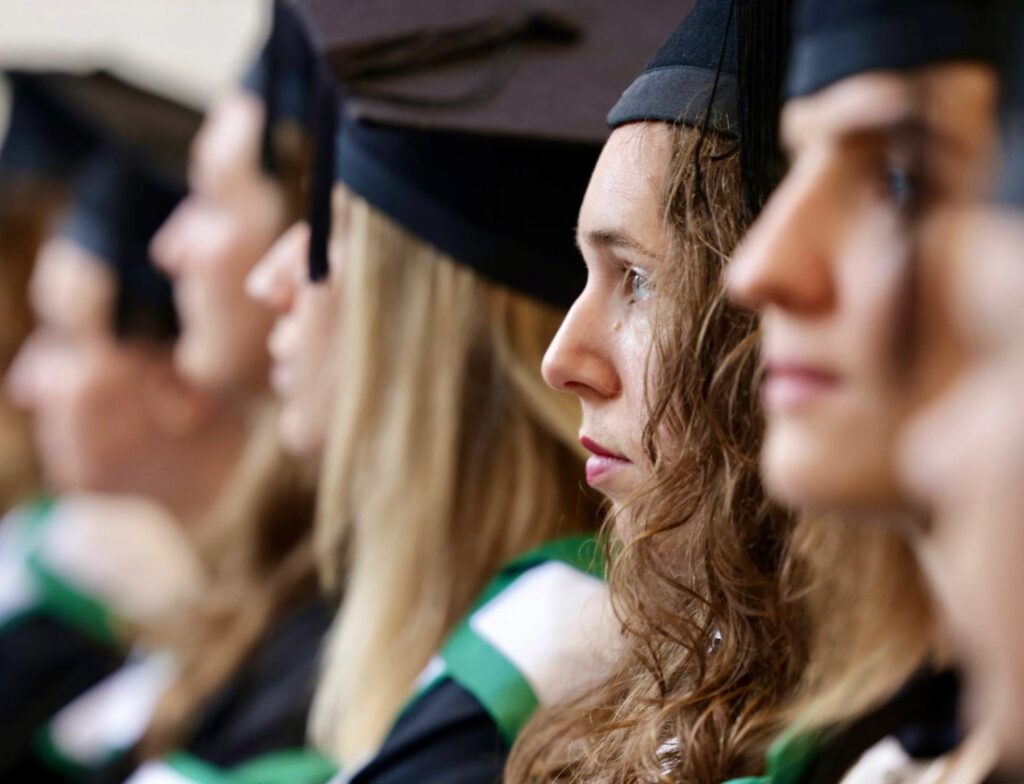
836;211;908;377
295;288;342;392
617;310;655;449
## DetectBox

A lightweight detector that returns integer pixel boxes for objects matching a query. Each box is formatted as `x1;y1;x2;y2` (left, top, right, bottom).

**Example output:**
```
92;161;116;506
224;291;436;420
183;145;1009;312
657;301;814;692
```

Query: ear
140;356;219;439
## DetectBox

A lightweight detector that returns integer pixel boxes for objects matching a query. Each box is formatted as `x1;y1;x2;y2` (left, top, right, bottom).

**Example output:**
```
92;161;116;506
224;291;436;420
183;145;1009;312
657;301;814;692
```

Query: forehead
191;91;264;190
579;123;673;240
781;63;996;152
32;237;115;332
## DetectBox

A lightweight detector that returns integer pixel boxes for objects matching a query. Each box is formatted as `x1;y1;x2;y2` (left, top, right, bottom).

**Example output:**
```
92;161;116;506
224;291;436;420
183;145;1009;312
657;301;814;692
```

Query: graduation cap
241;0;319;175
787;0;1011;100
607;0;736;134
0;72;98;183
12;72;199;343
294;0;685;307
58;149;182;343
996;13;1024;208
37;71;202;189
607;0;793;215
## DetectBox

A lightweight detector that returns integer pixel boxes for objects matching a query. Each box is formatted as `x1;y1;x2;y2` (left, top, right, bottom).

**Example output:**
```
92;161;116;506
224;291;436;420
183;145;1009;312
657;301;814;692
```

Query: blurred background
0;0;267;129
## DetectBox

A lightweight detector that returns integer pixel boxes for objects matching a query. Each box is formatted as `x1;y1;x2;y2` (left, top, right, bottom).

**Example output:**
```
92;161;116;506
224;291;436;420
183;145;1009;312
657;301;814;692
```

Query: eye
885;163;917;210
625;266;653;304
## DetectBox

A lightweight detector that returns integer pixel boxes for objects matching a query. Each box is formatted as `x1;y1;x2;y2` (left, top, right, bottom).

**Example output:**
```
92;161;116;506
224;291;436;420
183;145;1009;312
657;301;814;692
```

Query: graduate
506;1;810;781
725;0;1009;781
0;72;230;781
898;16;1024;777
28;9;333;782
274;2;688;780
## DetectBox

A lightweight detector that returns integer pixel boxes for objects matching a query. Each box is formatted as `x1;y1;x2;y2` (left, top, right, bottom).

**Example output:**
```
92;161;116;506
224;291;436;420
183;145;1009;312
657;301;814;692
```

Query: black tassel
307;62;337;282
737;0;793;217
259;0;283;174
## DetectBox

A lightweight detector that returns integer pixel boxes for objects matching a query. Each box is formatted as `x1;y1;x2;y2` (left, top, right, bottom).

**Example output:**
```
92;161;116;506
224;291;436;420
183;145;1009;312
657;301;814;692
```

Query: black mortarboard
0;72;97;182
242;0;318;174
788;0;1010;99
20;73;200;343
996;12;1024;208
58;150;182;342
295;0;683;307
607;0;733;133
607;0;794;215
36;71;202;188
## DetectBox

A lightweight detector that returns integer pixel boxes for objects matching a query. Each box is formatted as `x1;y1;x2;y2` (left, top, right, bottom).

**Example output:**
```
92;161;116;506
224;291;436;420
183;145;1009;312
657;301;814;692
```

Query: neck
153;409;249;534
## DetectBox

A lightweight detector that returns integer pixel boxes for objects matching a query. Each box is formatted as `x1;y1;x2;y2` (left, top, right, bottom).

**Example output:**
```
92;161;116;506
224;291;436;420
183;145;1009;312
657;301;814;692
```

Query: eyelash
878;145;930;215
623;265;653;304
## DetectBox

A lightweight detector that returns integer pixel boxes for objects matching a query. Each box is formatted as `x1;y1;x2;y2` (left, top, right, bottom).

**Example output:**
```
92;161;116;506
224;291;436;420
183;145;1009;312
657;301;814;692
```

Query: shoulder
343;678;505;784
437;537;621;746
35;494;205;625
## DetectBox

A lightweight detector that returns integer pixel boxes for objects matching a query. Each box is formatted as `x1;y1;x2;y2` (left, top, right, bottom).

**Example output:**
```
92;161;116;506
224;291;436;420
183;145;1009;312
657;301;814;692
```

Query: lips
762;360;841;411
580;436;631;486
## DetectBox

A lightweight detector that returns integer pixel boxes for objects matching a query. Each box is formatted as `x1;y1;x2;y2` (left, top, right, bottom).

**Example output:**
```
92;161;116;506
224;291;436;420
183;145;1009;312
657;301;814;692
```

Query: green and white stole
126;750;337;784
331;534;617;784
0;497;120;644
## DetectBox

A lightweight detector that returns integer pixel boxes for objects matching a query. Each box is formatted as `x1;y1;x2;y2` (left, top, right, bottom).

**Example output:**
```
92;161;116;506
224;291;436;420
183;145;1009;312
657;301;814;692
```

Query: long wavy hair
309;190;599;765
506;123;809;784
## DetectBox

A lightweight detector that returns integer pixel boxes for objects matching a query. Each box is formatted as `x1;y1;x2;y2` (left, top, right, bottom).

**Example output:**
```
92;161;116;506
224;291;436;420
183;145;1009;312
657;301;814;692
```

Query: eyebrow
784;104;968;161
578;228;660;261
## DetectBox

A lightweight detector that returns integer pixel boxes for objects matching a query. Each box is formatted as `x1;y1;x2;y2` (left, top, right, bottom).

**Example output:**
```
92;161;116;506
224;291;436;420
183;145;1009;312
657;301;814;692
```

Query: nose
542;288;622;401
150;199;191;278
728;158;836;316
245;222;309;313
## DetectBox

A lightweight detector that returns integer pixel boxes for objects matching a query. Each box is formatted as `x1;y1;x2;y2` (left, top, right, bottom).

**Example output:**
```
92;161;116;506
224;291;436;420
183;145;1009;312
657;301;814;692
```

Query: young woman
507;2;810;782
898;29;1024;777
31;11;333;782
726;0;1007;781
0;74;225;782
150;0;312;400
282;2;684;781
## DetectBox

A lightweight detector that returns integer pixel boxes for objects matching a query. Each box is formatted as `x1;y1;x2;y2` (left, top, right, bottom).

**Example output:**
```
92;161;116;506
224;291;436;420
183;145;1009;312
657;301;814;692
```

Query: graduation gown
724;669;1006;784
329;535;618;784
34;595;334;784
0;499;127;782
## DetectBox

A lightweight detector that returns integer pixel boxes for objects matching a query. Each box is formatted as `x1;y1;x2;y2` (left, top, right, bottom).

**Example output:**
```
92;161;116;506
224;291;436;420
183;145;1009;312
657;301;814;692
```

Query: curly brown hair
506;123;809;784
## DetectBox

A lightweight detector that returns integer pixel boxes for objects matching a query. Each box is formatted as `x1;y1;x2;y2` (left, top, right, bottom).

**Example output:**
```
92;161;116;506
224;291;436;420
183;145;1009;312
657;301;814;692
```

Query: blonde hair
310;192;597;764
782;516;935;734
139;402;318;758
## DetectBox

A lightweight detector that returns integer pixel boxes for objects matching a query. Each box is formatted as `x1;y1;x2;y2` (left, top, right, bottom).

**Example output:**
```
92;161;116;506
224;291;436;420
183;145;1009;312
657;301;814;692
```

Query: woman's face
6;239;168;494
543;123;671;515
728;64;996;513
246;207;346;459
150;92;285;397
900;205;1024;768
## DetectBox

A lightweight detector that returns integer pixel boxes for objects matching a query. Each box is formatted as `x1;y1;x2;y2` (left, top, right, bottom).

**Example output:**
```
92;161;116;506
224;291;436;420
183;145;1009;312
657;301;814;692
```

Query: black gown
736;669;1009;784
78;596;335;784
333;535;610;784
0;500;127;783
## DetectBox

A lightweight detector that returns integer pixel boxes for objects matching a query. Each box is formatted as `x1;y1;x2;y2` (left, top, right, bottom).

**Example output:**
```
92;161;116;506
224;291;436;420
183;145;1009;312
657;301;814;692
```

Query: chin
983;675;1024;774
277;412;320;461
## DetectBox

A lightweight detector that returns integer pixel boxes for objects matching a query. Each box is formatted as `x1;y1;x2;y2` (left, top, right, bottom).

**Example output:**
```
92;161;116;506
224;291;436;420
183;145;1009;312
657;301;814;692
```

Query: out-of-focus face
246;210;346;459
151;92;285;396
542;123;671;518
6;239;167;493
728;64;996;513
900;205;1024;769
